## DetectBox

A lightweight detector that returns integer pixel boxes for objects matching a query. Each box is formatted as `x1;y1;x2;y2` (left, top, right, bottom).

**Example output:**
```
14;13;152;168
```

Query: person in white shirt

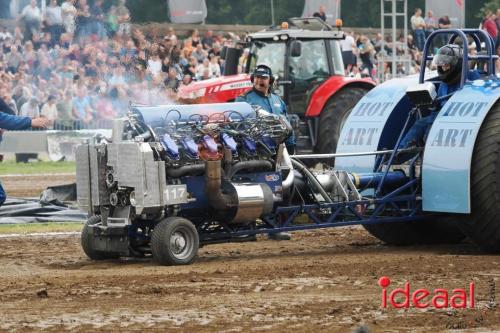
116;0;131;36
19;97;40;118
44;0;63;46
165;27;178;46
40;95;58;128
19;0;41;41
61;0;77;34
424;10;438;37
147;53;162;77
340;31;357;74
209;55;221;77
196;58;212;80
0;27;13;41
410;8;426;51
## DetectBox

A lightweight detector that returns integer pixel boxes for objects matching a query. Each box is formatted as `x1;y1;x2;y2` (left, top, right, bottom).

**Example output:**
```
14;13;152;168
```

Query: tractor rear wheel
363;216;465;246
81;215;120;260
151;217;199;265
458;101;500;251
315;87;371;165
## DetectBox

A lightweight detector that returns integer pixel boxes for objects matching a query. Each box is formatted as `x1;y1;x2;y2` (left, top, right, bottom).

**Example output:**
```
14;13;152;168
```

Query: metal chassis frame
196;152;424;243
124;148;425;247
193;107;426;243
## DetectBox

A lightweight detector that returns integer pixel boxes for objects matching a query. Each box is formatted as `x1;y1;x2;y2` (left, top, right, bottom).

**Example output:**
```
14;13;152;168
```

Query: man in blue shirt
399;44;480;148
0;109;49;205
236;64;294;241
236;64;296;154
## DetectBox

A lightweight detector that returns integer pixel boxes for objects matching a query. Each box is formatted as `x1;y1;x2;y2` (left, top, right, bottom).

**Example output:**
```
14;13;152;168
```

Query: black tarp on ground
0;184;86;224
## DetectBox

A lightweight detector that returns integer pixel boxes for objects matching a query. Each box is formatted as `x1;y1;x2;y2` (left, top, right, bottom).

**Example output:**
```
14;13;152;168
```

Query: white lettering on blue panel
423;81;500;213
429;128;473;148
336;76;420;173
341;127;379;146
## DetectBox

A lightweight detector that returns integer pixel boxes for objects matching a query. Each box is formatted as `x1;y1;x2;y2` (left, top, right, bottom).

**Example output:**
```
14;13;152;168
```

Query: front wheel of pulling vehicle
151;217;199;265
363;216;465;246
81;215;120;260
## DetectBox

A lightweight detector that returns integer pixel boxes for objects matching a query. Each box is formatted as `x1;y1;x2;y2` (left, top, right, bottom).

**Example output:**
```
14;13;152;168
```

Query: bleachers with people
0;0;238;131
344;7;500;83
1;2;499;130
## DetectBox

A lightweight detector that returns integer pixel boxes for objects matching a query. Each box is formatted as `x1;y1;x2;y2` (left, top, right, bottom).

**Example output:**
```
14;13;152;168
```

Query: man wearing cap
236;64;296;153
236;64;295;241
0;111;49;205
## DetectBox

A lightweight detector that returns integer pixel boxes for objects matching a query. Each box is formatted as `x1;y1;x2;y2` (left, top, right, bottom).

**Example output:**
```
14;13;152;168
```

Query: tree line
128;0;491;28
3;0;493;28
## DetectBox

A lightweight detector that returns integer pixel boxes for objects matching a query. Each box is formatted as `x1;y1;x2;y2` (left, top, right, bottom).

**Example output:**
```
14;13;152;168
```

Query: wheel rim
169;227;194;260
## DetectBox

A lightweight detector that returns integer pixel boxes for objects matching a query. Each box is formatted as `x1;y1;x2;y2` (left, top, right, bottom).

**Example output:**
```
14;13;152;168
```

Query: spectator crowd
0;1;499;131
0;0;236;130
341;7;500;82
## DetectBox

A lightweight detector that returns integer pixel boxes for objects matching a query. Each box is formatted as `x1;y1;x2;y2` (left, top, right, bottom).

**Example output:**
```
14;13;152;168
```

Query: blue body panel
422;79;500;213
132;102;256;128
335;75;421;173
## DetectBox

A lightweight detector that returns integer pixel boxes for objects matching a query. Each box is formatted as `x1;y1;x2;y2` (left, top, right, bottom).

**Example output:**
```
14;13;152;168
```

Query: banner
168;0;207;24
301;0;341;25
425;0;465;28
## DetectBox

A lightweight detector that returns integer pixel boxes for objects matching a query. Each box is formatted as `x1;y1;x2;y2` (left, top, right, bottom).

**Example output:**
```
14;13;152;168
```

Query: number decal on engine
164;185;188;205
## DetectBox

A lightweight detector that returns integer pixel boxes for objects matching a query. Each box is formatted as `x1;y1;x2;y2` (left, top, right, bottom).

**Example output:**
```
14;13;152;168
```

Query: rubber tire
315;87;371;163
458;101;500;252
81;215;120;260
151;217;199;265
364;216;465;246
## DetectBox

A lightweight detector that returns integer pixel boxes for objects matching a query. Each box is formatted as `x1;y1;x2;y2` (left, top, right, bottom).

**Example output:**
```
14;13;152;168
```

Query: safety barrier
35;119;114;131
0;129;112;161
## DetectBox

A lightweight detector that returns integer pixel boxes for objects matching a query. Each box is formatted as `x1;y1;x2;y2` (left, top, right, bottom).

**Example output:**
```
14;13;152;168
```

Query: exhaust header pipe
204;160;274;224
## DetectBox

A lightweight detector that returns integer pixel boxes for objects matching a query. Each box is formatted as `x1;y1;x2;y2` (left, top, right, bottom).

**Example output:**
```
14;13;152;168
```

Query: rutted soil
1;173;76;198
0;228;498;332
0;173;499;332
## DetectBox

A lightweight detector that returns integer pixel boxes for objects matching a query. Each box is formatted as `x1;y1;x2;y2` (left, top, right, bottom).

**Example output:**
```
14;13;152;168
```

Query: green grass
0;161;76;175
0;222;83;234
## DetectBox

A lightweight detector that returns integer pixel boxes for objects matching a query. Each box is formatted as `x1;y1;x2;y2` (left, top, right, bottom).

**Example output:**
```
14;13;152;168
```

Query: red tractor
178;17;375;154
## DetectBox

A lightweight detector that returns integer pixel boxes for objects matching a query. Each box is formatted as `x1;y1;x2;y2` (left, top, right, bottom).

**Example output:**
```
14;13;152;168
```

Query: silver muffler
205;160;274;224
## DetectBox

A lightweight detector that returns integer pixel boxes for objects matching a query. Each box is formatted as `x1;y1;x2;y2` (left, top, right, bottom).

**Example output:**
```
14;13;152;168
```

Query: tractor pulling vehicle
77;29;499;265
178;17;375;155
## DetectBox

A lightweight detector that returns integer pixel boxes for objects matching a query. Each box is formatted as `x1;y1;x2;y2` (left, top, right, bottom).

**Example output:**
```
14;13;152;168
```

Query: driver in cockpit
399;44;481;148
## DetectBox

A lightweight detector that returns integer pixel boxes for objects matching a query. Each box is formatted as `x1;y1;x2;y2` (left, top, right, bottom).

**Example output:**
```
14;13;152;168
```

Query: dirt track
1;174;499;332
1;173;76;198
0;227;499;332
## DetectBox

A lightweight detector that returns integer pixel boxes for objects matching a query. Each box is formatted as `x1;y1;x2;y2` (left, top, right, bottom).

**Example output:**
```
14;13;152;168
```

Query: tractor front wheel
151;217;199;265
81;215;120;260
363;216;465;246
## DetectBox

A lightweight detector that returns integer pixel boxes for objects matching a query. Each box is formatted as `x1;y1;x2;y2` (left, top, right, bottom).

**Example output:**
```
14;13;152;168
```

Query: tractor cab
242;17;345;115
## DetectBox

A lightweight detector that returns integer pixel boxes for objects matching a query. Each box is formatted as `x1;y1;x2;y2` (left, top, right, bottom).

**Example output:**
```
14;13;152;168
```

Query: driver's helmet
433;44;463;85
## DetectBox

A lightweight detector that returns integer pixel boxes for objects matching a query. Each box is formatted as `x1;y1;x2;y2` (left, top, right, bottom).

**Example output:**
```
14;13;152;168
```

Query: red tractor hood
178;74;252;103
